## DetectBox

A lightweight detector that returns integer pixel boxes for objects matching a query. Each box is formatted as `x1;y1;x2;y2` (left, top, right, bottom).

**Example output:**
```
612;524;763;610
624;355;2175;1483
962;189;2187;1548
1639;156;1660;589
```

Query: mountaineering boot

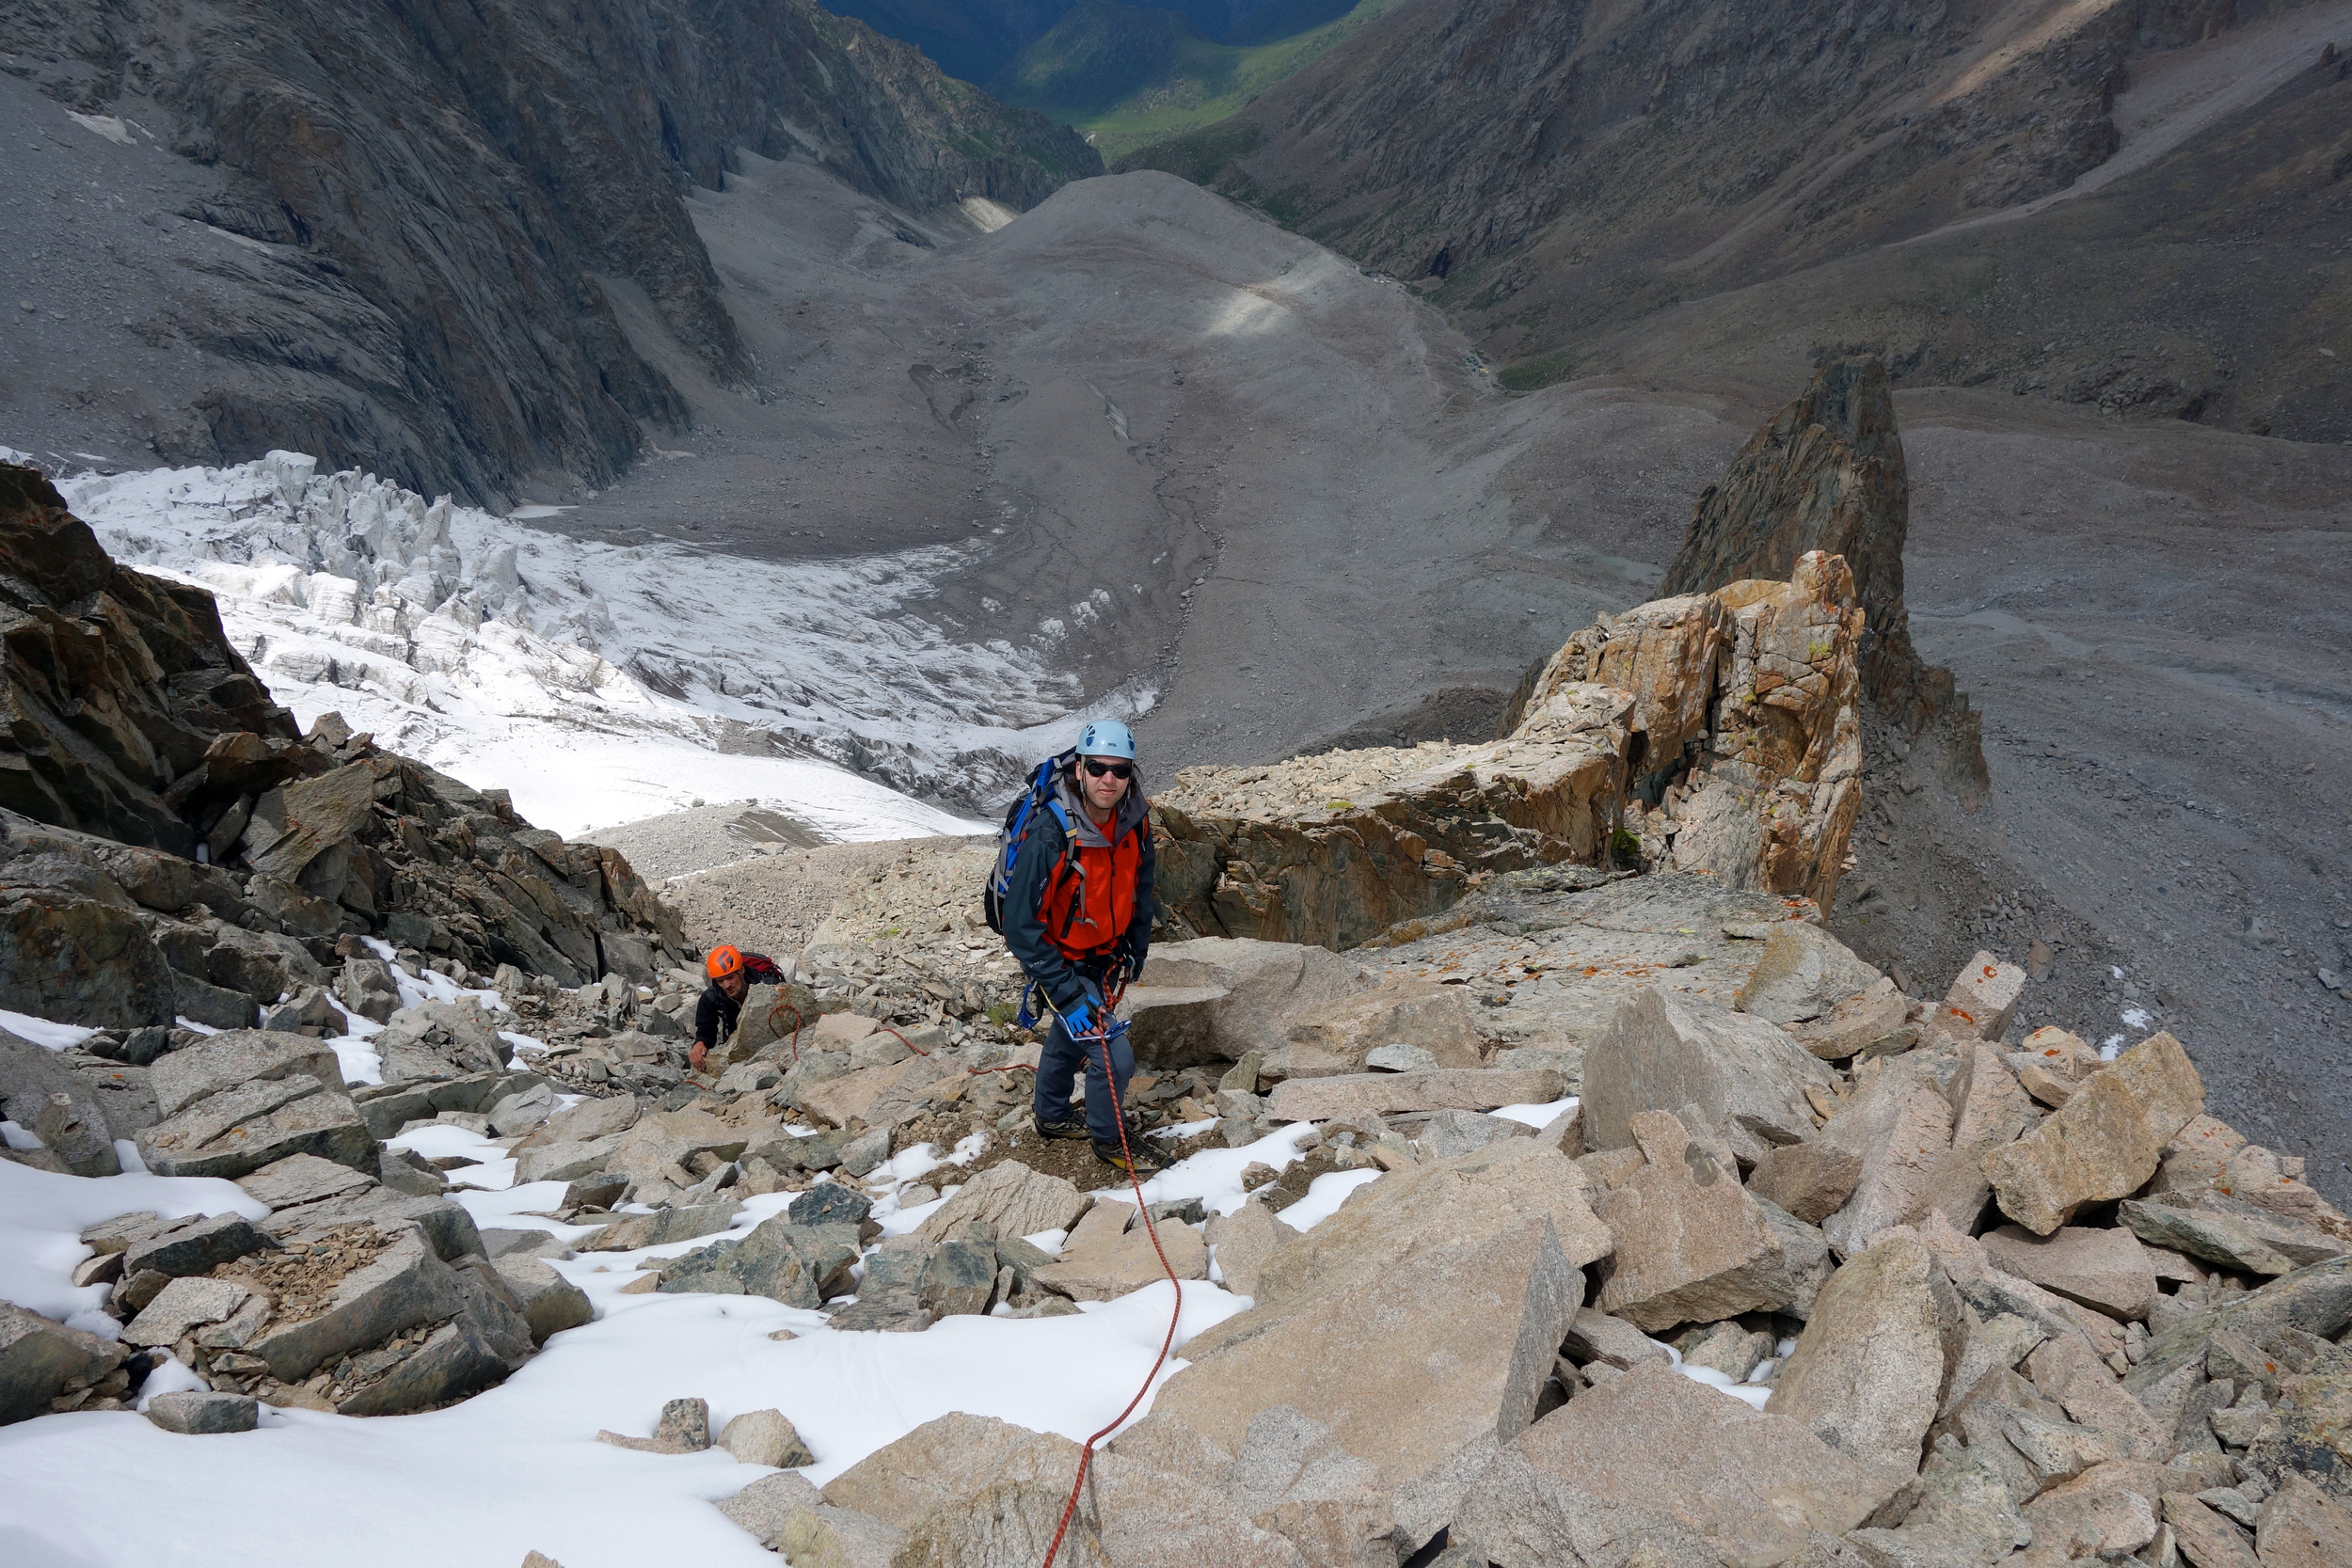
1033;1111;1089;1142
1094;1137;1168;1176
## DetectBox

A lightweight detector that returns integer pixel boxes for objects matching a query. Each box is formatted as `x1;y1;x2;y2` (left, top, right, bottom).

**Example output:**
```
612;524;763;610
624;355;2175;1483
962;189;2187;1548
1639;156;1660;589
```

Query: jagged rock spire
1663;356;1988;800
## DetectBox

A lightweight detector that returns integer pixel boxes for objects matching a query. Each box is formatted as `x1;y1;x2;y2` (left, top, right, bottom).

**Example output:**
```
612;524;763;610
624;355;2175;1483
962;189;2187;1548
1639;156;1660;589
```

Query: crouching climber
688;943;787;1073
995;719;1166;1175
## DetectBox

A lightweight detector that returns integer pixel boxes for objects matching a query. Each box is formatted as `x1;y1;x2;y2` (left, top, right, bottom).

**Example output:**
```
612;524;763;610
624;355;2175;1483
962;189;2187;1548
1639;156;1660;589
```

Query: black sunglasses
1082;760;1134;780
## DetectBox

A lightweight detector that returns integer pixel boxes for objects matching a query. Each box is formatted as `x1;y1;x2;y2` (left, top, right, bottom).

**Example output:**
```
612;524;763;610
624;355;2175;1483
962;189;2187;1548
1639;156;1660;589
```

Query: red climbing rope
760;978;1181;1567
764;1000;805;1061
1039;996;1184;1568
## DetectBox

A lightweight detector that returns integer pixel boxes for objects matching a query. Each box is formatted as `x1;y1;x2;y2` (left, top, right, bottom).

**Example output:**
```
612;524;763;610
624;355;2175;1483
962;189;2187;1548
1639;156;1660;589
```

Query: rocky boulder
1732;922;1882;1025
2256;1472;2352;1566
485;1255;593;1343
135;1029;376;1180
1944;952;2028;1042
895;1480;1109;1568
1787;976;1913;1061
1982;1031;2205;1235
1265;1066;1565;1123
914;1160;1091;1243
1260;979;1482;1083
1202;1198;1286;1298
1743;1140;1864;1226
653;1213;857;1308
1590;1111;1832;1330
823;1413;1084;1530
1153;1142;1601;1519
145;1389;262;1434
1812;1052;1958;1259
0;1028;123;1176
2118;1191;2349;1277
1149;692;1632;950
1031;1200;1209;1303
1455;1361;1903;1568
0;1302;128;1425
1915;1041;2042;1236
0;829;180;1029
1154;553;1868;947
1769;1229;1967;1475
1581;988;1832;1167
160;1212;542;1416
1120;937;1372;1071
1980;1224;2160;1322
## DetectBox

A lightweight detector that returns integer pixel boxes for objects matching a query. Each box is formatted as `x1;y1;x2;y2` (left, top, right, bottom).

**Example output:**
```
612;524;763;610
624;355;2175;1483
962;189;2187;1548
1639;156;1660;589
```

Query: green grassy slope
986;0;1412;164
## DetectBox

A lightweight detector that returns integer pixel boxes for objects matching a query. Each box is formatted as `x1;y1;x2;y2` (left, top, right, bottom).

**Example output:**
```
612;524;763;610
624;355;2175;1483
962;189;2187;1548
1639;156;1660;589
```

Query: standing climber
1001;720;1165;1174
688;944;787;1073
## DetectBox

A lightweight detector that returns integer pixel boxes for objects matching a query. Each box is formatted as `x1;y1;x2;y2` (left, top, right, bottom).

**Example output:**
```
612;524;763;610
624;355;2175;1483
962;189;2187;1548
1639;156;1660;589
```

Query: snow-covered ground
0;1042;1770;1566
38;450;1154;839
0;1110;1279;1568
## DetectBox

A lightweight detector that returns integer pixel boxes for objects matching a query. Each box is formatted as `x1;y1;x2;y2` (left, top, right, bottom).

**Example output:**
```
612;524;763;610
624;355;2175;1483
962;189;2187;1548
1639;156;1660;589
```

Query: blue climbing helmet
977;720;1138;937
1075;718;1136;760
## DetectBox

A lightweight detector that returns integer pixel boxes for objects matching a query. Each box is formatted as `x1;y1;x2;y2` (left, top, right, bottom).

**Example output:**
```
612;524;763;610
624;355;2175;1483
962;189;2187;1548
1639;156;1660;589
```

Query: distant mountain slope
828;0;1080;84
830;0;1358;83
1120;0;2351;441
0;0;1100;503
990;0;1410;160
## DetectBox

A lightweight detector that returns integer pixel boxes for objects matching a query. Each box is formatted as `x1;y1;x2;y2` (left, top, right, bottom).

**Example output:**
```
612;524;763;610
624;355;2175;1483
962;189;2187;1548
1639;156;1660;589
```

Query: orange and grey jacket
1002;761;1154;1016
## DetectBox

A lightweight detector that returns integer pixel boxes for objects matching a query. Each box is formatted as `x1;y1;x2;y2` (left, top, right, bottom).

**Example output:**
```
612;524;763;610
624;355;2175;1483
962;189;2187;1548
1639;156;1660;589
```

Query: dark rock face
0;464;302;856
0;1030;126;1175
1124;0;2140;299
1661;358;1912;668
1119;0;2349;441
1;464;686;1024
0;0;1100;500
1658;358;1989;800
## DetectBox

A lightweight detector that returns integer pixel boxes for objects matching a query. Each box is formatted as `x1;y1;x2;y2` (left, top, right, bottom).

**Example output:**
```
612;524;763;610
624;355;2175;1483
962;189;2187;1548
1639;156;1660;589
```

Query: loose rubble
1;482;2345;1568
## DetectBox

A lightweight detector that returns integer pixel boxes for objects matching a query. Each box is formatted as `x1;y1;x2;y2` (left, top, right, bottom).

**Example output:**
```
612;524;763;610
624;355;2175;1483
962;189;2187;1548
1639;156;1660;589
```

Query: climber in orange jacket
688;944;787;1072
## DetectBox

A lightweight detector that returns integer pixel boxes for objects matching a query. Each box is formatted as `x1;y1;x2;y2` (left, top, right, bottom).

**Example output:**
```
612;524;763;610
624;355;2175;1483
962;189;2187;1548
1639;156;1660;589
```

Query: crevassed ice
59;452;1156;832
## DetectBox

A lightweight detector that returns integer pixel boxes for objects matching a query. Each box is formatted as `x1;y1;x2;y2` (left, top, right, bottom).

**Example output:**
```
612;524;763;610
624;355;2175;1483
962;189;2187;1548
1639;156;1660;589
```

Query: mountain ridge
1118;0;2352;442
0;0;1101;504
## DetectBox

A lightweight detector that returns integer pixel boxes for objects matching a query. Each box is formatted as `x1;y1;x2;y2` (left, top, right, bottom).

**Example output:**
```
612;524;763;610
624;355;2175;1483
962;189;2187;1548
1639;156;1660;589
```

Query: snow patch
0;1158;269;1323
1657;1338;1775;1411
0;1010;97;1053
0;1275;1247;1568
1092;1121;1323;1218
1492;1096;1578;1131
1275;1169;1381;1231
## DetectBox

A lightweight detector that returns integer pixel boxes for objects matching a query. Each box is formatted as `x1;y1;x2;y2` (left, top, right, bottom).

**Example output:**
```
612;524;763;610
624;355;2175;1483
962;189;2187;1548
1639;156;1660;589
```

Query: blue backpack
982;751;1078;936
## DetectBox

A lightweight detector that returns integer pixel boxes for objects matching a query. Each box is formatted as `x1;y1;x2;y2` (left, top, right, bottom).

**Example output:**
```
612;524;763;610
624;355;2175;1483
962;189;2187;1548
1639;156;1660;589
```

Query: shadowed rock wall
0;0;1101;500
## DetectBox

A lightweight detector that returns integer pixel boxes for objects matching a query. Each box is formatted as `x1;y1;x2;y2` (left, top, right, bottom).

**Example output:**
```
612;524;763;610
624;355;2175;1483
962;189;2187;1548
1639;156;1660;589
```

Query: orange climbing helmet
706;944;744;980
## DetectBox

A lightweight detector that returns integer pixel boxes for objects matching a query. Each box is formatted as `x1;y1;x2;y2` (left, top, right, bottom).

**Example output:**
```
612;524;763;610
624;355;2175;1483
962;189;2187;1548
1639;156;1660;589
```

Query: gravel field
582;800;833;882
651;834;991;959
